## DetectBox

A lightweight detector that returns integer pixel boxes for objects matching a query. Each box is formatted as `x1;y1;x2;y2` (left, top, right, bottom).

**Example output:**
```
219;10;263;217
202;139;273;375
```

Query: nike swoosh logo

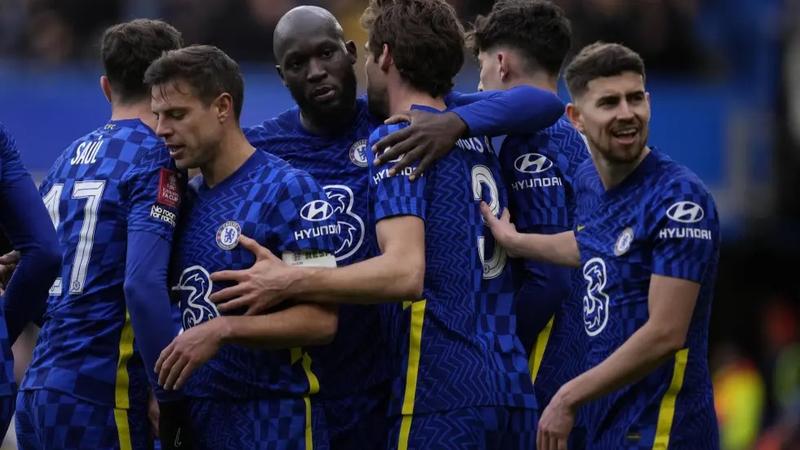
174;428;183;448
577;225;585;232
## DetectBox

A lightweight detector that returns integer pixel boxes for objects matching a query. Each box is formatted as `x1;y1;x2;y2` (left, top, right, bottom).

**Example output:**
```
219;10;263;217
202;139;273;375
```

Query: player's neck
201;127;255;188
110;101;156;129
593;145;651;190
387;82;445;115
300;105;358;136
507;73;558;94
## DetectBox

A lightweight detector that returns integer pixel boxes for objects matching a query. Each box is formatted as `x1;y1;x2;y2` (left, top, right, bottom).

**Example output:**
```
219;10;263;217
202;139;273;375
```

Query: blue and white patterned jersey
22;119;183;407
498;116;589;411
368;106;536;416
0;123;29;396
170;150;337;399
245;97;390;399
573;148;720;449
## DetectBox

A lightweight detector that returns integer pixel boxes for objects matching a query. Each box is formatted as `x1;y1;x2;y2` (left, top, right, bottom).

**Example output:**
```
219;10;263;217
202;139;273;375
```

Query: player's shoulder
0;122;19;161
650;149;713;200
249;150;322;194
245;107;300;144
368;122;407;145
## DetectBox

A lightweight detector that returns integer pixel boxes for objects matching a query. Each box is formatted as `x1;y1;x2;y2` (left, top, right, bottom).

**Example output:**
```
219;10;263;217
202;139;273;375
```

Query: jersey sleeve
446;86;564;137
367;124;427;222
649;179;720;282
268;170;338;256
121;142;183;242
0;124;29;185
501;136;572;231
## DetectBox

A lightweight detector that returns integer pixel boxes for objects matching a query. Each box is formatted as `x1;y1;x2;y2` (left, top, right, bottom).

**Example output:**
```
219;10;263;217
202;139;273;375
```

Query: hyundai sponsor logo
666;201;704;223
300;200;334;222
514;153;553;174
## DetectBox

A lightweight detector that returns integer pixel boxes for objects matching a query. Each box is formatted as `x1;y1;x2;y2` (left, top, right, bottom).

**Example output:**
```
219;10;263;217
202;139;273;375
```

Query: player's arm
481;202;579;267
372;85;564;177
0;134;60;343
538;276;700;450
121;157;192;448
209;126;426;312
209;214;424;310
155;239;340;391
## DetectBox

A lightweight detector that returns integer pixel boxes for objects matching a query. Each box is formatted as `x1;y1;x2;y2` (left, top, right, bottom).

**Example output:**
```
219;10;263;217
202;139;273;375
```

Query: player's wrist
444;111;469;137
213;316;235;345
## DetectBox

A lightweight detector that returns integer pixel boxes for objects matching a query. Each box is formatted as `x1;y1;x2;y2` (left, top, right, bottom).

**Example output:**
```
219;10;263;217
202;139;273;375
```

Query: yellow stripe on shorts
652;348;689;449
529;316;555;383
114;311;135;450
398;299;426;450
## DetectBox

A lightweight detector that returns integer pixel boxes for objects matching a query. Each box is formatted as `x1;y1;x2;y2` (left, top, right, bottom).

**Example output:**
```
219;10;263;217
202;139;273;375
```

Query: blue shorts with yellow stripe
386;406;537;450
15;389;152;450
187;396;329;450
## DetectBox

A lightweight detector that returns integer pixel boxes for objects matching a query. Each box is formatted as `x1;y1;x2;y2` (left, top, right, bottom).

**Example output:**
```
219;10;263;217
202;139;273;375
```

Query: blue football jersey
0;123;28;396
498;117;590;411
0;123;29;185
244;97;391;399
573;149;720;449
170;150;338;400
22;119;183;408
368;106;536;416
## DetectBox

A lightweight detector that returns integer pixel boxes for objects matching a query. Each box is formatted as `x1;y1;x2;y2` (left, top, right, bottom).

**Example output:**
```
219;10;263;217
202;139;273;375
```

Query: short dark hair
565;42;646;99
101;19;183;103
144;45;245;120
361;0;464;97
469;0;571;77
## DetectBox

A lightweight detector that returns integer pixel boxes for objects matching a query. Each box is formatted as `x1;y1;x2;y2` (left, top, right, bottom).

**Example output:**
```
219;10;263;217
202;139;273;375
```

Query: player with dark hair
207;1;546;448
0;124;61;439
15;19;190;450
483;42;721;450
237;5;563;449
147;44;339;449
469;1;590;447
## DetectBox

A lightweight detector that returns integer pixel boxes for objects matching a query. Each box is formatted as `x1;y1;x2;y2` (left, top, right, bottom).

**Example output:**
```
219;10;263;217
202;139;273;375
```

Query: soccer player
0;124;60;438
210;0;541;448
242;5;564;449
482;42;721;450
15;19;189;450
470;1;590;445
147;45;339;449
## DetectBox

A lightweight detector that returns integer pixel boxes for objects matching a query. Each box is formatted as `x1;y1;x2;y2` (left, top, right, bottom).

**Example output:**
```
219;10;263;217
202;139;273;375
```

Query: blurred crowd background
1;1;798;449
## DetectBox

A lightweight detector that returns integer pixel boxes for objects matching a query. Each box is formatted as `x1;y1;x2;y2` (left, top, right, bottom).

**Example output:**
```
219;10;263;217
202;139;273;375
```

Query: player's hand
479;202;522;258
209;234;296;315
0;250;20;294
372;110;467;180
155;319;225;390
158;398;195;450
537;388;576;450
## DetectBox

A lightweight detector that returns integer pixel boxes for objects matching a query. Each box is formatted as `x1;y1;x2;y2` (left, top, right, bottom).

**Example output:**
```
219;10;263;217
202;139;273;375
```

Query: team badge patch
157;168;181;208
349;139;368;167
216;221;241;250
614;227;634;256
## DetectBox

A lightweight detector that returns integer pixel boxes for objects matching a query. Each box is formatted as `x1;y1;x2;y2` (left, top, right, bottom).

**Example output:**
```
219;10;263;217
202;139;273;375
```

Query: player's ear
275;65;285;85
379;43;392;71
99;76;113;103
566;103;584;132
497;52;508;82
345;40;357;64
214;93;234;123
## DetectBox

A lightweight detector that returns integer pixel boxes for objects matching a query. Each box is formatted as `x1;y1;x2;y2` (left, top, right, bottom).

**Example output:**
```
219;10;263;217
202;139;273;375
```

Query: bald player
215;5;565;449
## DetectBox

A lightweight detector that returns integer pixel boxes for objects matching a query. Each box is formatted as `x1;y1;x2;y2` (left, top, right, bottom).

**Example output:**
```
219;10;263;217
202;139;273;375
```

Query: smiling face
569;71;651;164
150;79;224;171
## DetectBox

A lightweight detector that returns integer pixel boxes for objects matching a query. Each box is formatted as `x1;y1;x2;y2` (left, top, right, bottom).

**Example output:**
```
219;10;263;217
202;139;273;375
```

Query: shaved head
273;6;344;62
